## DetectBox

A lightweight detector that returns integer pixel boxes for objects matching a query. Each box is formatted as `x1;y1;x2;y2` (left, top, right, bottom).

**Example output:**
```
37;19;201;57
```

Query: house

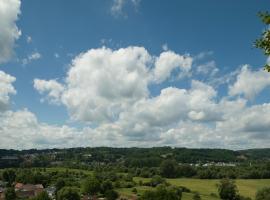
15;183;44;199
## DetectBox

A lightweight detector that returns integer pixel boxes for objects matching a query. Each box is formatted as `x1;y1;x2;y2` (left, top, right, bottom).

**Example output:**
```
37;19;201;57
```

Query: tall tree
2;169;16;186
81;176;101;196
57;187;80;200
256;187;270;200
217;179;238;200
5;188;16;200
255;12;270;71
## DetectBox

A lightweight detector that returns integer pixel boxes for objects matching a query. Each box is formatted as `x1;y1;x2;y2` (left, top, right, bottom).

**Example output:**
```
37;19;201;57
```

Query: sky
0;0;270;150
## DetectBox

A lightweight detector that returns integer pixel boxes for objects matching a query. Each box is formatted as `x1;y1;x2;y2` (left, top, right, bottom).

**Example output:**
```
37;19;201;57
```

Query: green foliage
256;187;270;200
101;179;113;194
30;191;51;200
192;192;201;200
217;178;238;200
2;169;16;186
55;178;66;192
150;175;166;187
160;160;178;178
132;187;138;194
140;185;182;200
255;11;270;71
81;176;101;195
104;190;119;200
57;187;80;200
5;187;16;200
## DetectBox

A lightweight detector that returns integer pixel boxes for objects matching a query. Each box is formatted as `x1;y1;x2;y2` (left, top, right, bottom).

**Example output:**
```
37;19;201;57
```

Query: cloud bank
0;0;21;63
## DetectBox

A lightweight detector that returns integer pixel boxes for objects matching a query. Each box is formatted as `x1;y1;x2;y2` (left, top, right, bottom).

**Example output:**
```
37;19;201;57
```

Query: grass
133;177;270;200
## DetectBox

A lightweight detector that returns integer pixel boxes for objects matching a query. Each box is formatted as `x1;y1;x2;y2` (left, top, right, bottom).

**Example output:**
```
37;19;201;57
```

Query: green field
133;177;270;200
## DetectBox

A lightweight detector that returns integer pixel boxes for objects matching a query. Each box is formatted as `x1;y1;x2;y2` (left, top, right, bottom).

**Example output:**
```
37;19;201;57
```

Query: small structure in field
15;183;44;199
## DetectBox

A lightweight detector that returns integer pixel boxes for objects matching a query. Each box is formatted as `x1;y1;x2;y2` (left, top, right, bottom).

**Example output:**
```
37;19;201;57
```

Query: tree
101;180;113;194
255;11;270;72
5;187;16;200
105;190;119;200
139;185;182;200
217;179;238;200
150;175;165;187
160;160;178;178
81;176;101;196
31;191;51;200
2;169;16;186
55;178;65;192
57;187;80;200
256;187;270;200
193;192;201;200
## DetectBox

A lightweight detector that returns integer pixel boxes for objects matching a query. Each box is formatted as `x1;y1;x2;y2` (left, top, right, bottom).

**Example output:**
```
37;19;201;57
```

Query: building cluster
0;181;56;200
188;162;236;167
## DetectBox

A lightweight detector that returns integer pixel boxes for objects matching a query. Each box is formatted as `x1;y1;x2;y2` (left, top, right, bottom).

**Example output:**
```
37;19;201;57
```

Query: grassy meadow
132;177;270;200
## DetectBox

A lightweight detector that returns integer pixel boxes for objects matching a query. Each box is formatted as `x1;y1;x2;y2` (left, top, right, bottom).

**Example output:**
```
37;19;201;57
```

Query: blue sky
0;0;270;149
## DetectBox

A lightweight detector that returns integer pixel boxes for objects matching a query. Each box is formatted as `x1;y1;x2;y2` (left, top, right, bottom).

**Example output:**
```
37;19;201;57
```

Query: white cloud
0;109;89;149
24;46;270;149
58;47;151;123
0;70;16;111
229;65;270;99
153;51;193;83
34;79;64;104
22;51;42;65
195;51;213;60
0;0;21;64
111;0;141;17
34;47;195;124
196;60;219;76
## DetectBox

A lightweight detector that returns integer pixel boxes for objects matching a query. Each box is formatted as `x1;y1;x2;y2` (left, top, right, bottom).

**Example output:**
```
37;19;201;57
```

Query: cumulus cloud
33;79;64;104
0;70;16;111
153;51;193;83
0;109;89;149
61;47;152;123
34;47;195;124
0;0;21;64
229;65;270;99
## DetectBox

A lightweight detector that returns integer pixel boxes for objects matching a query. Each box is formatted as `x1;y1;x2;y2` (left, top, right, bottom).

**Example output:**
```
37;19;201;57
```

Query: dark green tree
217;179;238;200
139;185;182;200
81;176;101;196
55;178;65;192
255;11;270;71
193;192;201;200
150;175;165;187
101;180;113;194
105;190;119;200
5;187;16;200
160;160;178;178
256;187;270;200
2;170;16;186
57;187;80;200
